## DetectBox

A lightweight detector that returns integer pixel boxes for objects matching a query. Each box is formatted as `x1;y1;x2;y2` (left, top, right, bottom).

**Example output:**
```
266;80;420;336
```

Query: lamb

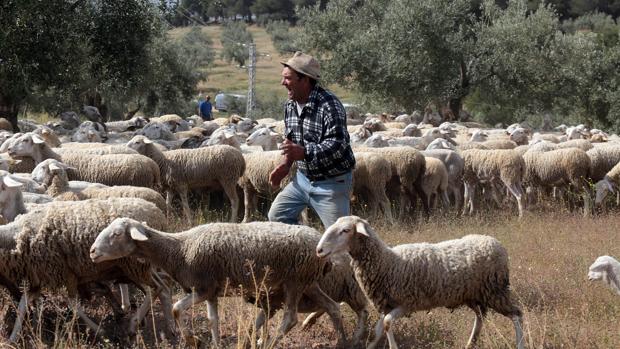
421;149;464;210
316;216;524;349
7;133;161;189
352;152;393;222
523;148;591;215
1;198;172;342
90;219;348;348
35;159;166;211
421;157;450;210
461;149;526;217
588;255;620;296
127;135;245;221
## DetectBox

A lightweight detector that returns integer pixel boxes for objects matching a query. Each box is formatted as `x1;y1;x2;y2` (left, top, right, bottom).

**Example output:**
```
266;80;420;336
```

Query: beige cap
280;51;320;81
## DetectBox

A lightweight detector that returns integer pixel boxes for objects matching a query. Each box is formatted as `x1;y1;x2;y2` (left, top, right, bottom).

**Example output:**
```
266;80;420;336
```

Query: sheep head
90;217;148;263
588;255;620;296
316;216;375;258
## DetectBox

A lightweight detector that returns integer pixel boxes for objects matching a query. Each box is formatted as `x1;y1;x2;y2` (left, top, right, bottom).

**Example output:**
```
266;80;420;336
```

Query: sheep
588;256;620;296
421;157;450;210
238;151;295;222
594;161;620;206
71;121;107;143
352;152;393;222
523;148;591;215
425;138;456;150
587;145;620;182
1;198;172;342
136;121;176;141
34;159;166;211
7;133;161;189
363;133;389;148
246;126;283;150
508;128;529;145
90;218;348;348
461;149;526;217
59;111;81;130
203;126;242;149
316;216;524;349
363;146;428;218
33;126;61;148
0;171;31;221
104;116;149;133
422;149;465;210
533;139;594;152
127;135;245;221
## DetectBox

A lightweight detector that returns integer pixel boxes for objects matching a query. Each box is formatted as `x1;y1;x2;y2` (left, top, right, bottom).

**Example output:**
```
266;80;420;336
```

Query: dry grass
1;207;619;348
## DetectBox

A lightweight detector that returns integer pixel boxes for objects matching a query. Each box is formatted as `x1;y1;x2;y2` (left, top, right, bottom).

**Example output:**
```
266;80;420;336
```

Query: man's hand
280;139;305;161
269;162;292;188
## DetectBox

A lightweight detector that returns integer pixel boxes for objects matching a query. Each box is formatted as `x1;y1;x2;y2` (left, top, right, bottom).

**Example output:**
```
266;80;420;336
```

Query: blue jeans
268;171;353;229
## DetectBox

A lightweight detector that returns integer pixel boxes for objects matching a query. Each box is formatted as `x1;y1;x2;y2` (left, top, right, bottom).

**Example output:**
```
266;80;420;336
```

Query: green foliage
265;20;299;54
254;90;287;119
175;26;216;68
562;12;620;46
220;21;254;67
0;0;203;123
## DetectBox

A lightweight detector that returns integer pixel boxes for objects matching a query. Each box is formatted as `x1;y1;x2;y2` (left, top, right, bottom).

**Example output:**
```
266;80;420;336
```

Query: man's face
281;66;310;102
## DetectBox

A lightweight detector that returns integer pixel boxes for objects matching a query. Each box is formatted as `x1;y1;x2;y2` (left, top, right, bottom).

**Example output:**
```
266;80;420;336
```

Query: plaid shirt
284;85;356;181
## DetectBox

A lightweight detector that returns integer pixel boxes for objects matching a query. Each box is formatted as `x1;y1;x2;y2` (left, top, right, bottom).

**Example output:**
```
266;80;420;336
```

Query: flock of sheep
0;109;618;348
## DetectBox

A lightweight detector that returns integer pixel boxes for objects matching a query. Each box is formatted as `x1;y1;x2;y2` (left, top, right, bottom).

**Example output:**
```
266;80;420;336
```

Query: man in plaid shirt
268;52;356;228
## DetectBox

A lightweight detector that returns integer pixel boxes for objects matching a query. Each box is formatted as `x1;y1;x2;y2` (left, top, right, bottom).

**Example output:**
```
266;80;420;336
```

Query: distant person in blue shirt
198;95;212;121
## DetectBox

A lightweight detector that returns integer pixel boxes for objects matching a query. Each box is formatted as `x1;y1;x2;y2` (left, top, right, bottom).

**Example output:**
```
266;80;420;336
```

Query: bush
265;20;299;54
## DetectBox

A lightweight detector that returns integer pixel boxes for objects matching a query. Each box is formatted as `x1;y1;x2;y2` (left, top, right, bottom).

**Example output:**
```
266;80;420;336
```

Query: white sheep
523;148;591;216
461;149;526;217
588;255;620;295
245;126;283;150
421;149;464;210
594;161;620;206
352;152;393;222
1;198;172;342
90;218;348;348
35;159;166;211
421;157;450;210
8;133;161;189
127;135;245;221
316;216;524;349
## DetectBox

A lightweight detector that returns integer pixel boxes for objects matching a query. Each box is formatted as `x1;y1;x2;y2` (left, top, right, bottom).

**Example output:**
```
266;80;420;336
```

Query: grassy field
169;25;355;109
1;208;619;348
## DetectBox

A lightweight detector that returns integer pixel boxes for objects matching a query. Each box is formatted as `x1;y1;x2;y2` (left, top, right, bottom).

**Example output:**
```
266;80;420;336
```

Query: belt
303;171;347;182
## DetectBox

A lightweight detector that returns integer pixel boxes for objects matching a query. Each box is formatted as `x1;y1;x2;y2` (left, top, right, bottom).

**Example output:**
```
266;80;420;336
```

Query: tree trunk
0;93;20;132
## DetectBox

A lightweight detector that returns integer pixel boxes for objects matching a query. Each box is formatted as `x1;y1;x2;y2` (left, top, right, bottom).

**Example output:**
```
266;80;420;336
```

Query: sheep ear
354;219;374;237
142;137;153;144
605;179;615;193
32;134;46;144
130;226;149;241
3;175;23;188
49;163;62;172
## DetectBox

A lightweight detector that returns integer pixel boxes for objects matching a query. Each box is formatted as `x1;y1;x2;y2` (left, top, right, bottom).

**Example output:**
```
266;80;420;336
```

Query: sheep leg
301;310;324;329
9;291;34;342
179;187;191;222
242;186;254;223
383;307;405;349
119;284;131;312
129;287;155;335
222;182;239;222
73;300;101;333
513;315;525;349
367;313;386;349
465;308;484;348
304;282;347;346
506;183;525;218
351;306;369;347
463;182;476;215
172;291;209;347
441;190;450;210
165;189;174;213
266;288;302;348
206;299;220;348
